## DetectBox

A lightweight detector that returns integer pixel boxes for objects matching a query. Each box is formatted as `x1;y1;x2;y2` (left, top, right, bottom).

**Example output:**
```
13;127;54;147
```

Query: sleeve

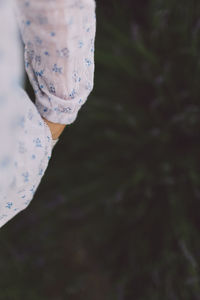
14;0;96;125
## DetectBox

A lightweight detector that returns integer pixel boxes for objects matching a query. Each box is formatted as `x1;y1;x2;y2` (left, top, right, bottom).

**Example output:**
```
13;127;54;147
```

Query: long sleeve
14;0;96;125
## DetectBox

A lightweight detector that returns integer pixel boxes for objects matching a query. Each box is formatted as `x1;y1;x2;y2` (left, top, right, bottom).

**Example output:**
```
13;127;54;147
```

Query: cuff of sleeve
35;97;81;125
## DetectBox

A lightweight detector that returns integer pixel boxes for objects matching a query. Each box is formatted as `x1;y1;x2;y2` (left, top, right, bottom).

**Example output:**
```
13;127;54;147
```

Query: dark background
1;0;200;299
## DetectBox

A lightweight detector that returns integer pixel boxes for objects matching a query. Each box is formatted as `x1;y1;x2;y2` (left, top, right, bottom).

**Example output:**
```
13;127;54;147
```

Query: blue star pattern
6;202;13;209
52;64;62;74
14;0;96;125
0;0;54;227
0;0;96;228
0;85;53;228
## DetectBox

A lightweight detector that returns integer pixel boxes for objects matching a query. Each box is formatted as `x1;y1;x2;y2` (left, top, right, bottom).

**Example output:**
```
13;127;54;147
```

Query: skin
42;117;66;140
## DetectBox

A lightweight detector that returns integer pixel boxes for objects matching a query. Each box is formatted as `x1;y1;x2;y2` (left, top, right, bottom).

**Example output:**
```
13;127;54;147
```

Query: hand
42;117;66;140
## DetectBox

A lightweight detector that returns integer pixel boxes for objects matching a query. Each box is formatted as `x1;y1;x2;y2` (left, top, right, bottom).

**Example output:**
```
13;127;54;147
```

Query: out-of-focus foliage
1;0;200;299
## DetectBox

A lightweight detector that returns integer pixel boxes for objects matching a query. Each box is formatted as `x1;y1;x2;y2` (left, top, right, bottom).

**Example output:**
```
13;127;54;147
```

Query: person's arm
14;0;96;133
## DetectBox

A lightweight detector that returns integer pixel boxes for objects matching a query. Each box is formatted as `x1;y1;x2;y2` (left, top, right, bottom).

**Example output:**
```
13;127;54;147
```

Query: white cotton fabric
0;0;96;228
0;0;54;228
14;0;96;125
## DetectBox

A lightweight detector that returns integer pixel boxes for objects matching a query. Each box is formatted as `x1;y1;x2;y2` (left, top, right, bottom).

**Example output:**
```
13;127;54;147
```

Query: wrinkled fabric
14;0;96;124
0;0;54;228
0;88;53;228
0;0;96;228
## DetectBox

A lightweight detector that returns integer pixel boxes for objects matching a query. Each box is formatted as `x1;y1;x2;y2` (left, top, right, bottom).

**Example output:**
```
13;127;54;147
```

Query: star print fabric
14;0;97;125
0;0;96;228
0;87;53;229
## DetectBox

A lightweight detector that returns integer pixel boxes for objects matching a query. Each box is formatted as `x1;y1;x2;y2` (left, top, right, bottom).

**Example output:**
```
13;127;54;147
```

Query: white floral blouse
0;0;96;228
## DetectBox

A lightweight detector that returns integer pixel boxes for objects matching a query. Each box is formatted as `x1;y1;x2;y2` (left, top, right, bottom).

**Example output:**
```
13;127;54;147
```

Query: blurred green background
1;0;200;299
